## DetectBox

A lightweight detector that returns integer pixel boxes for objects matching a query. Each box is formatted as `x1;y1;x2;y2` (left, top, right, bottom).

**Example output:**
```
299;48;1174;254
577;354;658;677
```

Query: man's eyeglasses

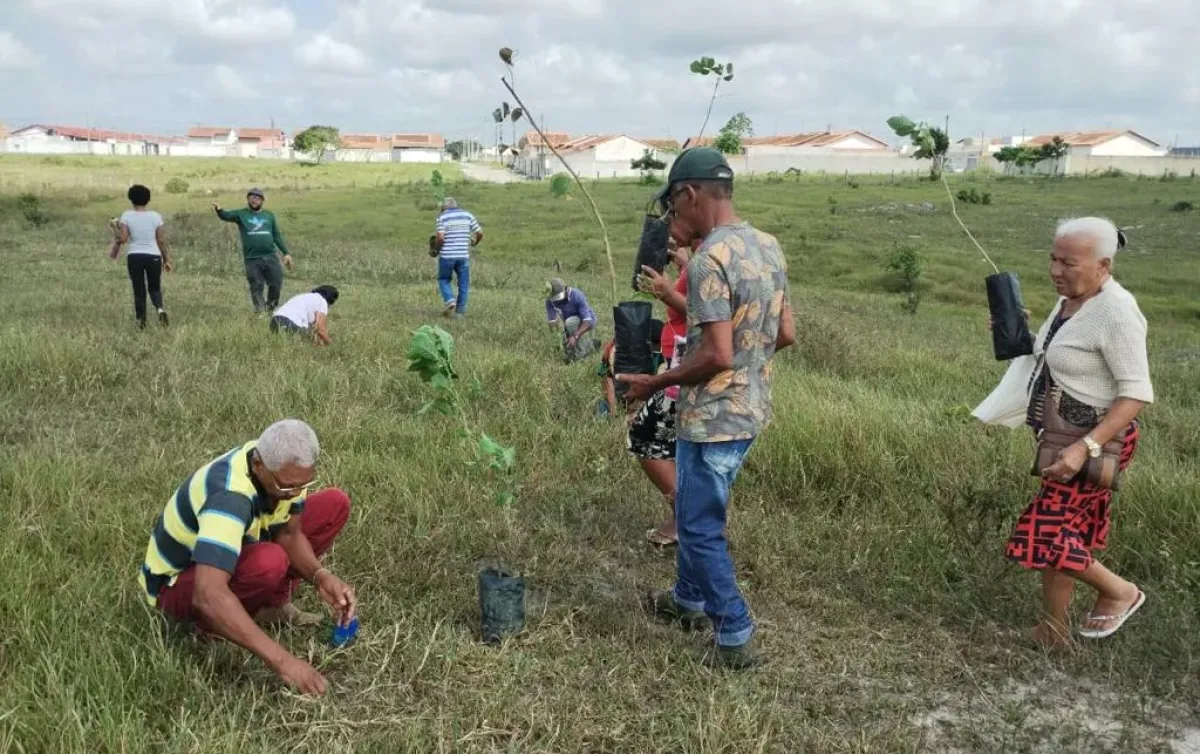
265;467;317;495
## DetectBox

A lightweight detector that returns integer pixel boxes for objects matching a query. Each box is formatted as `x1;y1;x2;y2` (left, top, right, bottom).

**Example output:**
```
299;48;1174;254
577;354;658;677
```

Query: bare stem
696;77;721;141
501;75;617;299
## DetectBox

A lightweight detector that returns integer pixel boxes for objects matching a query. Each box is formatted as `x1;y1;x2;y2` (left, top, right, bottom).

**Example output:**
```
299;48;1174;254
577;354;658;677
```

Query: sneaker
136;318;147;330
442;301;457;317
253;603;322;627
647;589;710;632
707;634;764;670
158;309;169;327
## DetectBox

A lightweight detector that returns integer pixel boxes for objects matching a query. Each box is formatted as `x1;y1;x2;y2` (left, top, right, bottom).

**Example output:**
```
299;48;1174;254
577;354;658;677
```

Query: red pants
157;488;350;625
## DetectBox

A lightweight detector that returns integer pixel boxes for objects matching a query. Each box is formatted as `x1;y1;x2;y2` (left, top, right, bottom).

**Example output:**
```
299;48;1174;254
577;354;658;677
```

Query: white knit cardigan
1037;277;1154;410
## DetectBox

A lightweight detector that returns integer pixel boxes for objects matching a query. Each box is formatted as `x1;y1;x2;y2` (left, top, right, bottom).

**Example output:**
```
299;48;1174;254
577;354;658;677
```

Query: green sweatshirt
216;208;291;260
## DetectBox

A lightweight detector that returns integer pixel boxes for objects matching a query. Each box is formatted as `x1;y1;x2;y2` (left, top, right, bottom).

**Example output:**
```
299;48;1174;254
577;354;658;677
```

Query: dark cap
247;187;264;198
653;147;734;209
546;277;567;302
667;147;734;186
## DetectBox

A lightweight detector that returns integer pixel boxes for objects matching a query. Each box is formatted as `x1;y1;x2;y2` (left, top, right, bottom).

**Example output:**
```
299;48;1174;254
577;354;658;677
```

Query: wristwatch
1082;436;1102;458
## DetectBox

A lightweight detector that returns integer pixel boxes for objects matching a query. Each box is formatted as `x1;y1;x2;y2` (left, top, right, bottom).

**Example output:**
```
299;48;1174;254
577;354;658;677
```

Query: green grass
2;164;1200;753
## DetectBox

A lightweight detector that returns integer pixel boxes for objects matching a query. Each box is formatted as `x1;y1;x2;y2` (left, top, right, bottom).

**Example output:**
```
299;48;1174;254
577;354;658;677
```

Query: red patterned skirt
1005;423;1139;572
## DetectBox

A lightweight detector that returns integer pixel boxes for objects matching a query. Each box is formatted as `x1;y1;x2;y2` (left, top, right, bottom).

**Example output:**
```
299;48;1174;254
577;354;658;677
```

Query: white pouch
972;354;1036;428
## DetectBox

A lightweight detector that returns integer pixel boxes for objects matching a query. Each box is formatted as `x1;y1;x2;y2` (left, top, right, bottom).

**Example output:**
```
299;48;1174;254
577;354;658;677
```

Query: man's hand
273;655;328;697
212;202;222;213
315;570;357;626
637;265;672;299
282;254;295;271
1042;441;1088;484
988;308;1031;331
616;373;654;401
566;334;579;349
163;259;173;273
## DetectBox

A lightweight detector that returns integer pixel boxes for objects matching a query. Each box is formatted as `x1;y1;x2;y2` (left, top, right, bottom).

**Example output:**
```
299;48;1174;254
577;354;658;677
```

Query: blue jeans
437;257;469;314
672;437;756;647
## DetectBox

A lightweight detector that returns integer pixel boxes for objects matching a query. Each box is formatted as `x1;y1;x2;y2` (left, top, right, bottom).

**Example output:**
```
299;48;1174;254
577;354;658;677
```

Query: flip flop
645;528;678;548
1078;590;1146;639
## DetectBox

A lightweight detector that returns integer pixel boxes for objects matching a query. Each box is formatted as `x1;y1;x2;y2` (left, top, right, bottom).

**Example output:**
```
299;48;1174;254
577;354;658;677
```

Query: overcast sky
3;0;1199;146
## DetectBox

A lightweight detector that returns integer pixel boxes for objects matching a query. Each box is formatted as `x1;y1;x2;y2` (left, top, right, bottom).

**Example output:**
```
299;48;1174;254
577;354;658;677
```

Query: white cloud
4;0;1200;144
213;64;255;100
0;30;40;71
296;34;369;75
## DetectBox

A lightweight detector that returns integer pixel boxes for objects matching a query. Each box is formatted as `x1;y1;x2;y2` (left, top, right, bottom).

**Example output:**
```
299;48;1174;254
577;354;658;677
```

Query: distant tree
689;56;735;140
631;150;667;183
293;126;341;163
713;112;753;156
994;138;1069;174
446;139;482;161
888;115;950;180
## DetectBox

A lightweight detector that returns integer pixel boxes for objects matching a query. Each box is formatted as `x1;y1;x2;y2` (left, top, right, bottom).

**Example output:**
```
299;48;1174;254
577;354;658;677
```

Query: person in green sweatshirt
212;188;295;312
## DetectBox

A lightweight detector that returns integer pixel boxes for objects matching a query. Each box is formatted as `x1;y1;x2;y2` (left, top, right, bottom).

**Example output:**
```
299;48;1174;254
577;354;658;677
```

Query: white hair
257;419;320;471
442;197;457;210
1056;217;1119;260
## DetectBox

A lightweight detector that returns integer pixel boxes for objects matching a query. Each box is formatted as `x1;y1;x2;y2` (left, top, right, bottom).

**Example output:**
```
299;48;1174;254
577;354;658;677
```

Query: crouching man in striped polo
138;419;356;697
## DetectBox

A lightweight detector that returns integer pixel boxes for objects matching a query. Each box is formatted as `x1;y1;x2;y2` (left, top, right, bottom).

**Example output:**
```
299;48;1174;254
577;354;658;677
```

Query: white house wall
826;135;887;150
394;148;443;163
1088;134;1165;157
593;136;654;162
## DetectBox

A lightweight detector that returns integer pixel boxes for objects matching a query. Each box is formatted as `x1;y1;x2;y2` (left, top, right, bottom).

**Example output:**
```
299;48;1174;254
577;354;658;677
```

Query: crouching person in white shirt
270;285;338;346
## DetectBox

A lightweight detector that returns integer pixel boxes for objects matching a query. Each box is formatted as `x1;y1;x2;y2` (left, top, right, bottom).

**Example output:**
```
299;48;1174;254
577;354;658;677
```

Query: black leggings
127;255;163;322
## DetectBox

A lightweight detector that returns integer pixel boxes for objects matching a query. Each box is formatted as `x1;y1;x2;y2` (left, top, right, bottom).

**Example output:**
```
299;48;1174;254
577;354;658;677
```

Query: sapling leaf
502;102;511;118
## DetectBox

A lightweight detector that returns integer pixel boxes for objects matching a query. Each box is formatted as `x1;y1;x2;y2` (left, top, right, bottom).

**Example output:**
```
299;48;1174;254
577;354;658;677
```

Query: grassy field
2;155;1200;753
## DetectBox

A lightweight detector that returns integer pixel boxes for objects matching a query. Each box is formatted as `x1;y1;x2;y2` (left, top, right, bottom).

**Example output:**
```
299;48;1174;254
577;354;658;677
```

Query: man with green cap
212;188;295;313
618;147;796;668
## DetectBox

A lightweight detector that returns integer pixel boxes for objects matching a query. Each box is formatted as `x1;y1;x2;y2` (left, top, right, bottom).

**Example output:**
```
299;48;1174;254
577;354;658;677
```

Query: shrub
17;194;50;228
885;244;924;314
955;187;992;205
164;177;190;194
1170;200;1194;213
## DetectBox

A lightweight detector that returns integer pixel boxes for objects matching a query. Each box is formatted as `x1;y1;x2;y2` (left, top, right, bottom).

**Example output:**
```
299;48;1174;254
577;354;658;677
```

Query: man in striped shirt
138;419;357;697
434;197;483;318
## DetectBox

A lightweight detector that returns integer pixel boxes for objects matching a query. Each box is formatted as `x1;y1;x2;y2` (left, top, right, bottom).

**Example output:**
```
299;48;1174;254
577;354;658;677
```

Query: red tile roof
391;133;445;149
684;130;887;150
1025;130;1160;148
20;124;183;144
519;130;571;149
643;138;681;151
187;126;232;138
340;133;390;150
236;128;286;142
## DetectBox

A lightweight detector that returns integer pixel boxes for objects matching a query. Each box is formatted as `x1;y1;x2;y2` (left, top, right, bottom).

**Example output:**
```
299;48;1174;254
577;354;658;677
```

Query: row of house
0;124;446;162
509;129;892;178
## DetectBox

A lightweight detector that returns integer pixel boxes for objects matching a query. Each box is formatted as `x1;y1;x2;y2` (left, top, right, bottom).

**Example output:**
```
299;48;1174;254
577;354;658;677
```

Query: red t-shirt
661;273;688;360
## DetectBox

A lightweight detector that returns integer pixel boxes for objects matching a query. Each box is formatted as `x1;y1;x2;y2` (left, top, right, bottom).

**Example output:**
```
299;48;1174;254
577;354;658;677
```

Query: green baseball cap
653;147;734;207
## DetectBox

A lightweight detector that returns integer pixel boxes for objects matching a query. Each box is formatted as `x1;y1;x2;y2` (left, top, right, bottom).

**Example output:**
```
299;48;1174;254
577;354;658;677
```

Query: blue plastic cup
331;617;359;648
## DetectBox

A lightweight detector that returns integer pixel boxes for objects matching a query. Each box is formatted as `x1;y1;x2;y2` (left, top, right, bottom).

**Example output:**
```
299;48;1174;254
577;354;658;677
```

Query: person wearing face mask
617;148;796;669
213;188;295;313
137;419;357;697
1001;218;1153;648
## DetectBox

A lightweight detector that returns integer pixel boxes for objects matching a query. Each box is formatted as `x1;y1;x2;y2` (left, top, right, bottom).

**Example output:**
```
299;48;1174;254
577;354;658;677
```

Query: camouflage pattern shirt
677;223;790;443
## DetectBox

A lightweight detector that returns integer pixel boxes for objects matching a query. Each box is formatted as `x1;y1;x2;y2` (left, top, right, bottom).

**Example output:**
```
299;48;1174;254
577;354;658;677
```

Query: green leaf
511;107;524;122
724;74;734;82
502;102;511;118
689;60;704;74
495;492;515;508
478;433;503;458
725;62;734;76
886;115;917;137
549;173;571;198
502;447;517;468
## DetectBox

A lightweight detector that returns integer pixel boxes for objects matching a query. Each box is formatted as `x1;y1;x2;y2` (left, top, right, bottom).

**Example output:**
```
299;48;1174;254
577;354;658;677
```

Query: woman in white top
109;184;172;328
270;285;338;346
1002;217;1153;648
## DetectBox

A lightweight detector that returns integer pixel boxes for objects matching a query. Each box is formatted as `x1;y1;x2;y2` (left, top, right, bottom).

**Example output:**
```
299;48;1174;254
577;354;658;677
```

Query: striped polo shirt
435;208;481;260
138;441;305;606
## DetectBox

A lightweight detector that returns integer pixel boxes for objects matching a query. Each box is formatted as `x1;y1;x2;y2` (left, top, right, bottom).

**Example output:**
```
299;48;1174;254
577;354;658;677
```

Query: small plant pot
478;567;525;644
986;272;1035;361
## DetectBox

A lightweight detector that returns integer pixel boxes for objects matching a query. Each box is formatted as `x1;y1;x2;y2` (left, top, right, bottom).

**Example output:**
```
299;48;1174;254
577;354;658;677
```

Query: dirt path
461;162;525;183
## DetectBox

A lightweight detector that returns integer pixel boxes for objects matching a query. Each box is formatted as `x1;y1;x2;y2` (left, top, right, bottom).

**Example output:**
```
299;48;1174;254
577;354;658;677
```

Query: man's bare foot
1083;585;1142;634
1032;622;1073;649
254;603;322;627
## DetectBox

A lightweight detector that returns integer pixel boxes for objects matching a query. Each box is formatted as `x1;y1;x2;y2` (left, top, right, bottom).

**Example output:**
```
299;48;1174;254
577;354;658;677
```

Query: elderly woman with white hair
1002;217;1153;648
137;419;357;697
